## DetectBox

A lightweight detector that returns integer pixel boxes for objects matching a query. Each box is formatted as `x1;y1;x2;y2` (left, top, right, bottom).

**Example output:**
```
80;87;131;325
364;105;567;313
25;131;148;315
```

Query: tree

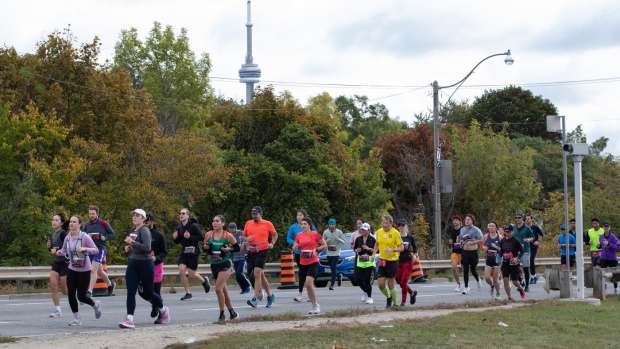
113;22;214;134
448;121;541;228
444;86;559;141
335;95;407;158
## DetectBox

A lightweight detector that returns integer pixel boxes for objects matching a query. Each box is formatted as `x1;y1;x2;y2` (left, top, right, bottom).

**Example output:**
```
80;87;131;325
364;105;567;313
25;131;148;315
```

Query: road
0;279;561;338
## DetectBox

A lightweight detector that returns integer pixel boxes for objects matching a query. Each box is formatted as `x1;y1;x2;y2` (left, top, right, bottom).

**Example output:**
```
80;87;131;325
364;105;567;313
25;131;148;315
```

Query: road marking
7;302;51;306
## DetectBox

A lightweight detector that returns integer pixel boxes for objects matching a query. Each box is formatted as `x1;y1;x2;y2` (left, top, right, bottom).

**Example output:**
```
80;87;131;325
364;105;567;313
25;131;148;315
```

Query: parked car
314;233;378;288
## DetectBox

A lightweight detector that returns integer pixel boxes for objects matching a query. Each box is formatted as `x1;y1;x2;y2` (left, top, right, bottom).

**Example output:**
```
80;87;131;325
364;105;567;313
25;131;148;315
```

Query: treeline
1;24;618;266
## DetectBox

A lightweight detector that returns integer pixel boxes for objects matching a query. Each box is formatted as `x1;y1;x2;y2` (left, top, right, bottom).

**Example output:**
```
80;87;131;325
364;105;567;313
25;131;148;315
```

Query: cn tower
238;0;261;103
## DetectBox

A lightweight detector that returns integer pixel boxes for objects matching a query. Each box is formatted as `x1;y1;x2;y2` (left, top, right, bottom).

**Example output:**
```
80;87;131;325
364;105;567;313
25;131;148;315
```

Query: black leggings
138;282;162;304
67;269;94;313
530;247;538;274
461;250;480;287
126;259;163;316
354;266;374;297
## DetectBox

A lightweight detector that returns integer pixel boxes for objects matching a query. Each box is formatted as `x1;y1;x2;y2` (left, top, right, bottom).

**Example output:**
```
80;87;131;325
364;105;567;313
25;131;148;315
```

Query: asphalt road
0;278;561;338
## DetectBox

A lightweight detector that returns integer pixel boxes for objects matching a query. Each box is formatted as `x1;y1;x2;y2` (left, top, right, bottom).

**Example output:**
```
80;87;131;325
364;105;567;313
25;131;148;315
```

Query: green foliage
449;121;541;228
114;22;214;134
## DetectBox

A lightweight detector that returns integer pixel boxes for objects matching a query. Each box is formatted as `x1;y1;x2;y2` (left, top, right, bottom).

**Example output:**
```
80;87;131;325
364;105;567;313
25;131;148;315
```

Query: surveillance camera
562;143;589;156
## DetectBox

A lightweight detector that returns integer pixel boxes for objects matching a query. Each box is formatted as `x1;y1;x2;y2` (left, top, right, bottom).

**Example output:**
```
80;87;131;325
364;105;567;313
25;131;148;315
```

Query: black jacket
150;227;168;265
173;218;204;256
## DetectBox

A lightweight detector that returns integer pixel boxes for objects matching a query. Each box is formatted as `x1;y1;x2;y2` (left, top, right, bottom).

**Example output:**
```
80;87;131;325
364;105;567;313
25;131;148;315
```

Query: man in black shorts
500;224;526;300
173;208;210;300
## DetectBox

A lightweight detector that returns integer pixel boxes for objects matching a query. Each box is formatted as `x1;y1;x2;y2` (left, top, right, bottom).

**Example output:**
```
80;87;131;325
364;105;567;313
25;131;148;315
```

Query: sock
127;314;134;321
73;312;79;319
108;282;113;286
390;288;398;304
381;288;390;298
55;306;61;312
229;309;235;315
87;289;92;293
219;310;225;317
160;307;165;312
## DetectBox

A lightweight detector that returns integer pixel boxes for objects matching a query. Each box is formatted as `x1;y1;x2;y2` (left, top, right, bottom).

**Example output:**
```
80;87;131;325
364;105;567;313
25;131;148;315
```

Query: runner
373;215;404;308
173;208;210;300
525;214;544;284
243;206;278;308
323;218;345;290
349;218;366;302
287;210;315;302
459;214;483;294
483;221;502;300
137;213;168;324
353;223;376;304
558;224;576;270
47;212;69;318
396;219;418;306
597;222;619;294
229;222;251;294
56;215;102;326
587;217;605;267
203;215;240;321
499;224;526;300
513;212;534;292
119;209;169;329
448;215;464;292
292;217;327;314
84;205;116;297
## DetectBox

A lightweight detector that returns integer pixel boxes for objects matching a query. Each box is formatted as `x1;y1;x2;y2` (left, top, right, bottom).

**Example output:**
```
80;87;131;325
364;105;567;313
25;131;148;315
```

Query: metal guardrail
0;257;587;283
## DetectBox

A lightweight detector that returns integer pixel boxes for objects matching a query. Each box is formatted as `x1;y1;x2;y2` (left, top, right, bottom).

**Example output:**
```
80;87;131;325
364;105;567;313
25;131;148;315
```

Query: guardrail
0;257;590;291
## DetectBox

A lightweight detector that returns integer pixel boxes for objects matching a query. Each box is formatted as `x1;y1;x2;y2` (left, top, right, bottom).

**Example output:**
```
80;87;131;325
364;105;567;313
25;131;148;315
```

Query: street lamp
432;50;513;259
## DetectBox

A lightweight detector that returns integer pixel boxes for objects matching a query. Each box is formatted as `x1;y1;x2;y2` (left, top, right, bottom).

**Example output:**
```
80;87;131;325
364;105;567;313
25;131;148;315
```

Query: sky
2;0;620;154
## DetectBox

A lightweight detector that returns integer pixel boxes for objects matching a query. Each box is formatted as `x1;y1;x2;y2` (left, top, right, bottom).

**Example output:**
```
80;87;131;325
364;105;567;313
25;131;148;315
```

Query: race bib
453;242;462;249
183;246;196;254
129;233;138;241
328;245;337;252
503;252;513;260
378;259;386;267
301;250;314;259
211;251;222;260
89;232;101;240
487;249;497;258
359;255;370;262
71;255;85;268
592;251;601;258
248;244;260;253
403;242;410;250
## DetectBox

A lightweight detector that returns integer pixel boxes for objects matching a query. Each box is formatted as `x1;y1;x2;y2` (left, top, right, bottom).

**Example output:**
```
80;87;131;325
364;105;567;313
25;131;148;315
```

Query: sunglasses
397;224;406;227
515;217;523;219
180;212;187;215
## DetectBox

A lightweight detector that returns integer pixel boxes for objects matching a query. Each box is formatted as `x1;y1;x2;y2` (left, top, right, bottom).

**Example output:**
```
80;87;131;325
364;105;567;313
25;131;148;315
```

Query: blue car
314;233;378;288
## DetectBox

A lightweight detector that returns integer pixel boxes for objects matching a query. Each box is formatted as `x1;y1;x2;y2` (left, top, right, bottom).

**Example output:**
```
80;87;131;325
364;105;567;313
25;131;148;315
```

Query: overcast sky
2;0;619;154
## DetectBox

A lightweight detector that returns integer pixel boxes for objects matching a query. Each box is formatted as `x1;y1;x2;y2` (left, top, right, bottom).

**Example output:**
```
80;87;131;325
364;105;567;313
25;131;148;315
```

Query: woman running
353;223;376;304
499;224;526;300
287;209;314;302
292;217;327;314
483;221;502;300
119;209;170;329
203;214;241;321
48;212;69;318
56;215;102;326
396;219;418;306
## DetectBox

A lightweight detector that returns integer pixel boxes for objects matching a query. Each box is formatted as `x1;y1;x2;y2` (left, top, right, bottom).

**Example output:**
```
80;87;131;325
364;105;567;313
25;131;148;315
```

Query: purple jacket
599;232;620;261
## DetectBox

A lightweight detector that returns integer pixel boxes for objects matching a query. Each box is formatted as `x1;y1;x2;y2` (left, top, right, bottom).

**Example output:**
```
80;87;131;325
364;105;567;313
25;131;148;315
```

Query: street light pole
432;50;513;260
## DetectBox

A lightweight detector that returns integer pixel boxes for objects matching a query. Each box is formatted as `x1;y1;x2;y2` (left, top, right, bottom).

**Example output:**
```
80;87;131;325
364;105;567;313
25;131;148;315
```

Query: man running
513;212;534;292
373;215;404;308
243;206;278;308
85;205;116;297
587;217;605;267
525;214;544;284
500;224;526;300
448;215;464;292
173;208;210;301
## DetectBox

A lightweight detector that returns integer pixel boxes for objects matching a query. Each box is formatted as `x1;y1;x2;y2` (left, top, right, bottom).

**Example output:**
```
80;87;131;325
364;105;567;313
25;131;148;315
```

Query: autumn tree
113;22;214;134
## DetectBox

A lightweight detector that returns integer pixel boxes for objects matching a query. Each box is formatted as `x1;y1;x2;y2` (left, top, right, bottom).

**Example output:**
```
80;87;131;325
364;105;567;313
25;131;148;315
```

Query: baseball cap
360;223;371;231
504;223;514;232
328;218;336;225
603;222;611;227
131;208;146;218
228;222;237;230
515;212;524;218
560;224;566;230
453;215;462;222
251;206;263;214
396;219;407;226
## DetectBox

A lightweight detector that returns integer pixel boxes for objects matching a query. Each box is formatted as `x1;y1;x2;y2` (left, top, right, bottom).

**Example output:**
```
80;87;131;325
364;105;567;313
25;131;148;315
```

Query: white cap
360;223;371;230
131;209;146;218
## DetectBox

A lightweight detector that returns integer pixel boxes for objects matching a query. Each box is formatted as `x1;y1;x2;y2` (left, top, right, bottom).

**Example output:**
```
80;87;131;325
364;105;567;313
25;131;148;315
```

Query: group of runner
449;213;543;301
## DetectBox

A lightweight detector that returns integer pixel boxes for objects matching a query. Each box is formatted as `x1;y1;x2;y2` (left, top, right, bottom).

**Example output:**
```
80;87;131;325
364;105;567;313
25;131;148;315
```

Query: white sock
127;314;134;321
108;282;113;286
55;306;61;312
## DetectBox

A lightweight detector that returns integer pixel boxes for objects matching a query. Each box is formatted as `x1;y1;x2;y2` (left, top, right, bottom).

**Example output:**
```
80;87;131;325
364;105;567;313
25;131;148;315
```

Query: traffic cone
410;253;426;283
277;249;298;289
92;255;111;297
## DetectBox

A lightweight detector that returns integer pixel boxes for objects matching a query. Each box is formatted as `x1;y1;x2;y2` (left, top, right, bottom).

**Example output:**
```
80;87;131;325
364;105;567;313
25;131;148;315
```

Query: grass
165;297;620;349
0;336;16;343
